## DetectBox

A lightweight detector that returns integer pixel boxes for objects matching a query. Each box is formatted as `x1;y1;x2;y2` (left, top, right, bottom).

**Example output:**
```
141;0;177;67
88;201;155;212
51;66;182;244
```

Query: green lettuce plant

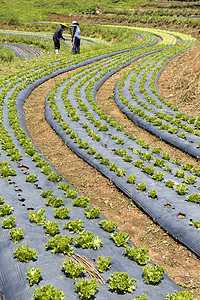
0;202;14;216
29;209;46;225
183;175;196;184
2;216;16;228
47;171;62;182
25;174;38;183
165;180;175;188
45;234;73;255
148;189;157;199
107;272;137;294
58;182;72;191
137;182;146;191
162;152;170;160
182;163;194;171
142;165;154;175
186;194;200;204
152;172;164;181
123;155;133;162
61;259;85;280
45;196;64;208
95;153;101;159
164;165;171;172
115;149;128;156
40;190;53;198
13;244;37;262
27;267;42;286
74;231;103;250
96;255;112;273
9;227;24;243
32;284;65;300
100;157;110;165
165;290;197;300
190;219;200;229
152;147;162;155
54;206;70;219
116;168;126;177
110;163;118;172
176;184;188;195
134;160;145;168
110;231;130;247
0;162;16;177
65;188;78;199
87;147;96;155
153;158;165;167
140;152;152;161
123;246;150;265
45;220;60;236
99;220;117;232
84;206;100;219
127;175;136;183
172;158;181;166
143;263;165;284
74;278;99;300
63;219;85;234
72;196;90;207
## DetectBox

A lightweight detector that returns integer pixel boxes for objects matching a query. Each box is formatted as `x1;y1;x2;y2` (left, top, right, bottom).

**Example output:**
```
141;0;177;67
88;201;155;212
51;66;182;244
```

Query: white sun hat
71;20;79;25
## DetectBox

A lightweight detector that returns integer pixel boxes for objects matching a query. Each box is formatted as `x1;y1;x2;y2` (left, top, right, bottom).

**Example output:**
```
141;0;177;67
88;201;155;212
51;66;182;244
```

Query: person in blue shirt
53;23;67;54
70;21;81;54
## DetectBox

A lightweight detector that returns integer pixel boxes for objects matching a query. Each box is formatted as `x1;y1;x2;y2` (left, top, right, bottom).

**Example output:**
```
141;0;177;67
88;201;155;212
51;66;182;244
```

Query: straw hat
60;23;68;28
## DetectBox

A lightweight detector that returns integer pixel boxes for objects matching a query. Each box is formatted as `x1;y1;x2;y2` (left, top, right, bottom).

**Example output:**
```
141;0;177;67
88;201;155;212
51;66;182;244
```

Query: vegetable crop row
0;27;191;299
115;32;200;157
43;28;200;261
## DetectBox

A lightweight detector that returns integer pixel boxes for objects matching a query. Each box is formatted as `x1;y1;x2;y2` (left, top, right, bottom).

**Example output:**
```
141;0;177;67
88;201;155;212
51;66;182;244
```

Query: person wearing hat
70;21;81;54
53;23;67;54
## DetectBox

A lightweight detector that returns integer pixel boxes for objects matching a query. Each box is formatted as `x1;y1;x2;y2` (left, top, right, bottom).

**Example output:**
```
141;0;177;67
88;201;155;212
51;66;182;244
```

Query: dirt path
24;46;200;298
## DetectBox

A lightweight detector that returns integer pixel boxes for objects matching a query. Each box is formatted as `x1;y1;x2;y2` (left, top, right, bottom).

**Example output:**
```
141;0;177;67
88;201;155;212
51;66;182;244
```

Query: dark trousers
53;38;60;50
72;37;80;54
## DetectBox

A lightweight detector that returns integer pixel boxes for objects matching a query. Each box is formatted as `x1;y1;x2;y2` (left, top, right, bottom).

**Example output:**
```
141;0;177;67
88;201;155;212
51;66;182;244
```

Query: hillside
0;1;200;299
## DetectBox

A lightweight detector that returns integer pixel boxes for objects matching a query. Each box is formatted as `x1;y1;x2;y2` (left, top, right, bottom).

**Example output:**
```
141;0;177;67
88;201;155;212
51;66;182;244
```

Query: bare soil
24;39;200;298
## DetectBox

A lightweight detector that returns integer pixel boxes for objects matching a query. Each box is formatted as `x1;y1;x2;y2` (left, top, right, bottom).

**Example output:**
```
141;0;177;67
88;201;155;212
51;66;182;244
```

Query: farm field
0;1;200;299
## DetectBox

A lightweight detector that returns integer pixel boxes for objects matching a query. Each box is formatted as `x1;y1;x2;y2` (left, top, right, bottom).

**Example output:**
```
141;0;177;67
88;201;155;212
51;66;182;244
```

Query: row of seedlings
44;29;200;259
0;27;191;299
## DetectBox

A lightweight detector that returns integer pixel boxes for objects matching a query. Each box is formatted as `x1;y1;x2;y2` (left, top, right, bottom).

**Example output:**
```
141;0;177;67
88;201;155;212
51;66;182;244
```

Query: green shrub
0;46;15;62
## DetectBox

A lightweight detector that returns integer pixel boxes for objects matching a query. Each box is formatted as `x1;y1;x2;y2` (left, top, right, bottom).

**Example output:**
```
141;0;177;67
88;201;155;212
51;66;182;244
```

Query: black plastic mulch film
0;28;198;299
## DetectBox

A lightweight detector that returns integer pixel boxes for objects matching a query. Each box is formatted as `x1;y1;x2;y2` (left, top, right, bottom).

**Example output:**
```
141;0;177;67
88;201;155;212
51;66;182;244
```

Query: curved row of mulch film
0;29;185;299
44;28;200;259
0;43;44;58
113;30;199;158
